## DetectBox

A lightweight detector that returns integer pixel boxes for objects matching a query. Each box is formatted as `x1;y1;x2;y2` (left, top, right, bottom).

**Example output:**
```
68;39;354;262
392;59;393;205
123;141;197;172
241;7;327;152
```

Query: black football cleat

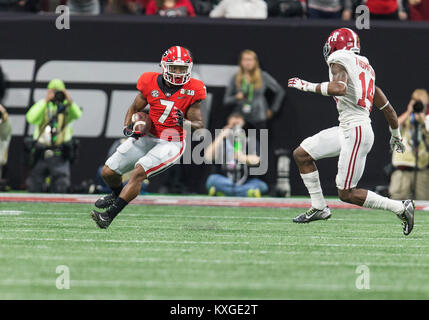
95;193;117;209
397;200;415;236
91;210;112;229
293;206;331;223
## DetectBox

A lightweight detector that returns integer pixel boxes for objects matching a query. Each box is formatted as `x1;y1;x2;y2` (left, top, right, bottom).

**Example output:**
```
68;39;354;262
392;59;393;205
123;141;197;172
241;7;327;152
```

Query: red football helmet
323;28;360;61
160;46;193;85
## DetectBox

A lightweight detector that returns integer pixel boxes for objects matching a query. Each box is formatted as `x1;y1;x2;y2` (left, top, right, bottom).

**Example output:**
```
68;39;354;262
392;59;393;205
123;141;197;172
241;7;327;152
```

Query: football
131;112;152;135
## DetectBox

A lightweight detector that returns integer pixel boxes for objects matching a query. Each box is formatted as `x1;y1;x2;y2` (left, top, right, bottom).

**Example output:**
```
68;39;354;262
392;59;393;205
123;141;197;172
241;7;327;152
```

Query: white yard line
0;210;23;215
1;227;428;242
1;253;429;268
0;236;428;249
1;278;429;293
2;242;429;257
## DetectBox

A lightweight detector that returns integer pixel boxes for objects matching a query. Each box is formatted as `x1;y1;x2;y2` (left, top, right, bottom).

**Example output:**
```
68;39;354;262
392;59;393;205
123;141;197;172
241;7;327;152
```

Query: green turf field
0;201;428;299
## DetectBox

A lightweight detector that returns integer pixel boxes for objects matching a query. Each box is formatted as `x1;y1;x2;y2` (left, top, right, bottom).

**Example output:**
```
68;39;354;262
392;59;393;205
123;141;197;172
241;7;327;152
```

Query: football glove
173;108;184;127
123;124;142;139
288;77;318;93
390;135;405;153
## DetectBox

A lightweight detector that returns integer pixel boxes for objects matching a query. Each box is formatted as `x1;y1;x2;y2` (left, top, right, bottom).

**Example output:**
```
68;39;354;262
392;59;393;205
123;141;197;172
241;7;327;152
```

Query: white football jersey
327;50;376;127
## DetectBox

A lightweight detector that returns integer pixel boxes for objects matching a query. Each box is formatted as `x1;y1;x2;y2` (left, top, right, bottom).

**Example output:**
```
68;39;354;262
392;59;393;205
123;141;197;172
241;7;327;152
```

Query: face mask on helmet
161;61;192;85
323;42;331;62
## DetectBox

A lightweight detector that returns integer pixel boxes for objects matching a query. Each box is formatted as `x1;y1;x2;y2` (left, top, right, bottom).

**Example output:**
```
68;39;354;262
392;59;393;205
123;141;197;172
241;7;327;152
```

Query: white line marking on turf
2;242;429;258
2;253;429;268
2;278;429;293
0;236;428;249
2;228;428;242
0;210;23;215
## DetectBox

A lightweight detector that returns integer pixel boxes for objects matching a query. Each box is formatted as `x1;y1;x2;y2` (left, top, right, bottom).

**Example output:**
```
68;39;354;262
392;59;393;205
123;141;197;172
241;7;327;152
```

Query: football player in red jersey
91;46;206;229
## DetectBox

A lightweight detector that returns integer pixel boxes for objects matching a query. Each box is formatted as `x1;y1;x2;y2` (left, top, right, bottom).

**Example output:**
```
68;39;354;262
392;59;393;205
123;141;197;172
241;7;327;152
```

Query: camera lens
413;101;424;113
54;91;66;102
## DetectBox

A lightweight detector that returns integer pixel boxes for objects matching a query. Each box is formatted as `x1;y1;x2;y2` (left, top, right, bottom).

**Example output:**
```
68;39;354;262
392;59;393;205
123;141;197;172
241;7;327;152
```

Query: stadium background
1;15;428;195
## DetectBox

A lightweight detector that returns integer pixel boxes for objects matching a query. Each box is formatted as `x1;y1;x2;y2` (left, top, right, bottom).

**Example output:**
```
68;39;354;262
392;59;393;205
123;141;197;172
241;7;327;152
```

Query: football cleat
397;200;415;236
95;193;117;209
91;210;112;229
293;206;331;223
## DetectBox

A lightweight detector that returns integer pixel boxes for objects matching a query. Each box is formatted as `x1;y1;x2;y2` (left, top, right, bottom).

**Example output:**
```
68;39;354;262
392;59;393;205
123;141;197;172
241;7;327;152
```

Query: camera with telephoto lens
50;90;66;105
413;100;425;113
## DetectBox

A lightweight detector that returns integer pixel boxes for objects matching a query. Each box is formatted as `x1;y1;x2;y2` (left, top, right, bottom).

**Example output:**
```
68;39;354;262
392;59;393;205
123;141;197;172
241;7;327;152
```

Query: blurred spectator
0;104;11;184
266;0;305;17
25;79;82;193
145;0;196;16
107;0;150;13
39;0;65;12
307;0;352;19
223;49;285;130
409;0;429;20
190;0;216;15
0;65;5;103
389;89;429;200
209;0;268;18
204;113;268;197
365;0;408;20
0;0;39;11
68;0;101;14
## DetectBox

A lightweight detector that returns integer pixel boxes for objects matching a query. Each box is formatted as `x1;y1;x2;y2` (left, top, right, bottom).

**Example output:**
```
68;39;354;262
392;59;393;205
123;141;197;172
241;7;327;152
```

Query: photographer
25;79;82;193
0;104;12;184
204;113;268;197
389;89;429;200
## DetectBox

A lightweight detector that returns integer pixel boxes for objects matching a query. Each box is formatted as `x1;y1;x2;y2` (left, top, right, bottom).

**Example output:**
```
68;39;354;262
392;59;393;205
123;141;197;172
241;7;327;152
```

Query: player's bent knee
293;147;312;164
338;189;352;203
130;164;148;183
101;165;119;178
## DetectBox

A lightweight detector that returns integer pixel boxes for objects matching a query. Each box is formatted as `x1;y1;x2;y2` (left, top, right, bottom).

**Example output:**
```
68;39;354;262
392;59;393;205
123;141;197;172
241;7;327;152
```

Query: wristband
391;127;401;138
320;82;329;96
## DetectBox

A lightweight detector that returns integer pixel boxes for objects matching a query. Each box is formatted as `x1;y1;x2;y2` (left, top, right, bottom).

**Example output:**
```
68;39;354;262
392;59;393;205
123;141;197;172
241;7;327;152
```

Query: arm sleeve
327;51;353;79
192;83;207;104
136;73;150;96
26;100;47;125
223;76;238;107
66;102;83;122
263;71;285;113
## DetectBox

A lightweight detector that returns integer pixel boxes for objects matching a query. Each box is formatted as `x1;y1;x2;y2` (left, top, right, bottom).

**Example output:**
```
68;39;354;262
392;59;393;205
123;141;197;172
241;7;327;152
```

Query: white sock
300;171;327;210
363;190;405;215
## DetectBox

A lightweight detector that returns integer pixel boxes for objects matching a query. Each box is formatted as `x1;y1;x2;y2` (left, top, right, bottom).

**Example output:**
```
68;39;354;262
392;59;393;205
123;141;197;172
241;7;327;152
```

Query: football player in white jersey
288;28;415;236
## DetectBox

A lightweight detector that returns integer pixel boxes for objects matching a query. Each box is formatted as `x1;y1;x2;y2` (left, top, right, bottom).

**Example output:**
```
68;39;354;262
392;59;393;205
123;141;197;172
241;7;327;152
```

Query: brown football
131;112;152;135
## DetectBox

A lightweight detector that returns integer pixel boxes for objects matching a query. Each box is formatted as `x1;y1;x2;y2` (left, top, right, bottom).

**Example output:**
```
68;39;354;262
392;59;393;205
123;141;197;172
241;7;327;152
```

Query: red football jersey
137;72;206;141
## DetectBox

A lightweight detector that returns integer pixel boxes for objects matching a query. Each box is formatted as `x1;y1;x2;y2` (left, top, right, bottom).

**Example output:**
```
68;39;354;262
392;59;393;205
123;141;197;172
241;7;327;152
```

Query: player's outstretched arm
374;86;405;153
288;63;348;97
184;101;204;130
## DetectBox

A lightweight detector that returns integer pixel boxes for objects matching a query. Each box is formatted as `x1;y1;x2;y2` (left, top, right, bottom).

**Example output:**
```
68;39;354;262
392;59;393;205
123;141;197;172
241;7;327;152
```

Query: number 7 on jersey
158;99;175;123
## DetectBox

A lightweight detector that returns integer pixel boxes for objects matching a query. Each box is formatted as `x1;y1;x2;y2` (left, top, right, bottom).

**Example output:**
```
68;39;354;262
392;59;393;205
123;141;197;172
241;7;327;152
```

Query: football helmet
160;46;193;85
323;28;360;61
